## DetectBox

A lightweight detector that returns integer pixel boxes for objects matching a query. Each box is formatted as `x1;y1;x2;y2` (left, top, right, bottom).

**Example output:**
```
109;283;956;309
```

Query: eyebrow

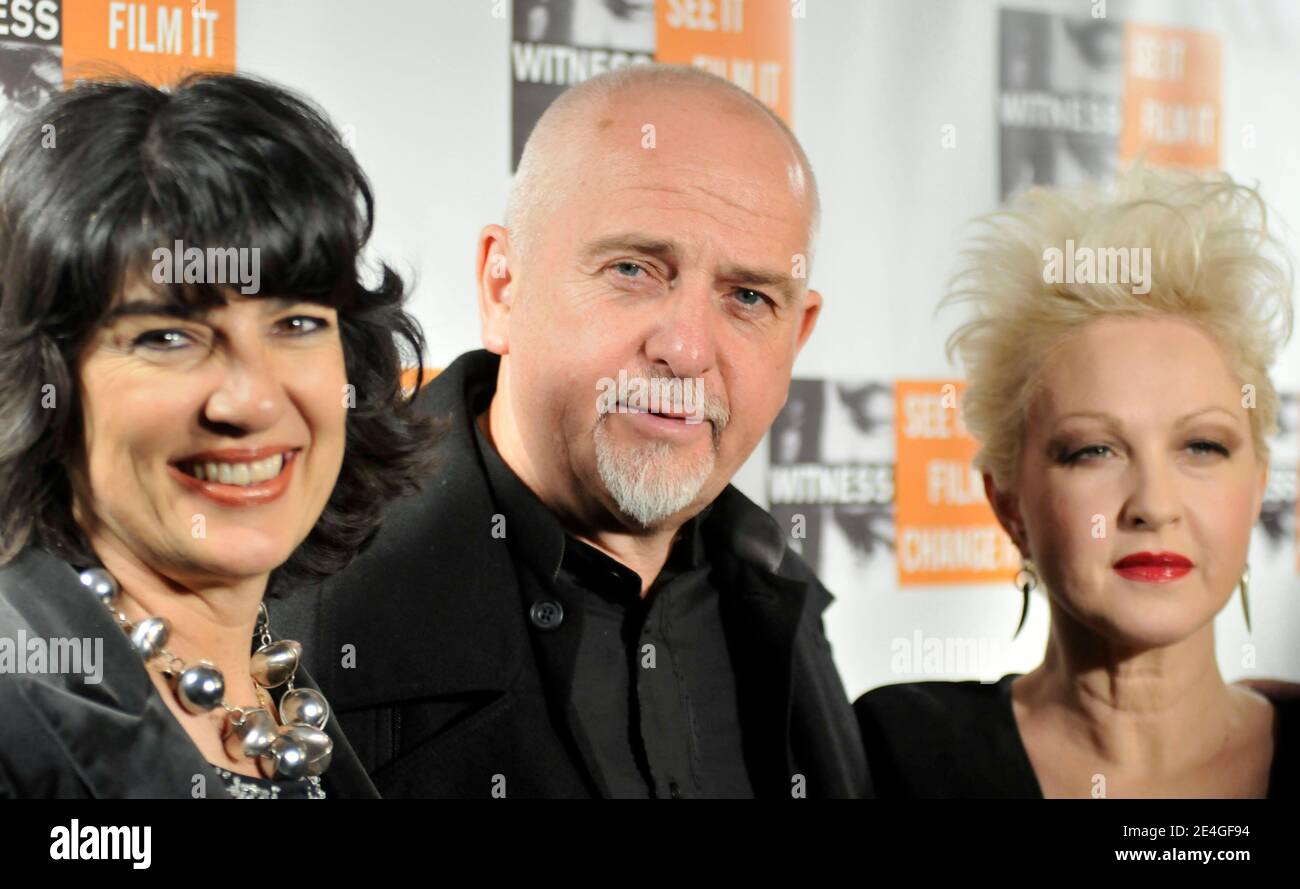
580;234;798;306
581;235;678;266
1053;407;1243;428
717;264;797;306
101;296;300;325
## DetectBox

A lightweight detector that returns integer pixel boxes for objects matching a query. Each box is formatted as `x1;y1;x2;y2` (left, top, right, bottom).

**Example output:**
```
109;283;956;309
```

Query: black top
472;402;753;799
0;546;379;799
213;766;326;799
855;673;1300;798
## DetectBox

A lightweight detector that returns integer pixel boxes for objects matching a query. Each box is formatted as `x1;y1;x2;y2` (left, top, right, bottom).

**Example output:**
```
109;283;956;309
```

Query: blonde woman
856;167;1299;798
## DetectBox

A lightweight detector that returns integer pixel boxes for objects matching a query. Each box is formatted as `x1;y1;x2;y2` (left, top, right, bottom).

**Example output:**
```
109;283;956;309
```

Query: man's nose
643;280;718;381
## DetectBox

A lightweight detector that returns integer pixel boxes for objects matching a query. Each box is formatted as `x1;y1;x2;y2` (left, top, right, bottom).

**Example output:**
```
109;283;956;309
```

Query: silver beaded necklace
77;567;334;782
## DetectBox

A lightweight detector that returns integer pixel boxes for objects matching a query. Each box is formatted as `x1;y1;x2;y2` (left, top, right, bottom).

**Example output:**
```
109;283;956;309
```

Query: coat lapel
293;665;380;798
299;352;525;711
18;676;227;799
706;486;817;796
4;548;226;798
717;563;808;795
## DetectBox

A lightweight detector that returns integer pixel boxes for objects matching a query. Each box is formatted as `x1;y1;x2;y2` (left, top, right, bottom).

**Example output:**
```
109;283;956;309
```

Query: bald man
274;65;870;798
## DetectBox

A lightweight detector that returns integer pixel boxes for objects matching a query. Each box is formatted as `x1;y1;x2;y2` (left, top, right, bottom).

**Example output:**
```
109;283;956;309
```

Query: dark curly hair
0;72;440;582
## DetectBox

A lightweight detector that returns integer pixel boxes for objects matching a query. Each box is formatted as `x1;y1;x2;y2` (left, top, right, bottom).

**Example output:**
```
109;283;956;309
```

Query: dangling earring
1013;560;1038;639
1239;563;1252;633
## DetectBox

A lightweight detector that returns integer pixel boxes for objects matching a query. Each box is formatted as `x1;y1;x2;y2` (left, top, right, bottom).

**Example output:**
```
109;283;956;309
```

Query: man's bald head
505;64;820;270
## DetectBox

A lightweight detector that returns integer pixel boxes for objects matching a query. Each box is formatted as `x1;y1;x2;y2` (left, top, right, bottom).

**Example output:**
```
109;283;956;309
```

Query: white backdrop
236;0;1300;699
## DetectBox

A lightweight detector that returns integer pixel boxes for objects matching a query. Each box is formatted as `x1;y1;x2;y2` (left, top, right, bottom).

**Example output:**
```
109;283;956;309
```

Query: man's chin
594;413;727;527
597;456;711;528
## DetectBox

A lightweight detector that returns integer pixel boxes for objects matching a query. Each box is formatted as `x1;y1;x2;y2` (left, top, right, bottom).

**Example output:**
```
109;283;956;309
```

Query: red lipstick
1112;552;1193;583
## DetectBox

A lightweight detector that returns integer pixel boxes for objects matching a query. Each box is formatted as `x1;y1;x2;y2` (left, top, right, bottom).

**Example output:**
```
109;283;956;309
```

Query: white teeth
184;453;288;487
259;454;285;481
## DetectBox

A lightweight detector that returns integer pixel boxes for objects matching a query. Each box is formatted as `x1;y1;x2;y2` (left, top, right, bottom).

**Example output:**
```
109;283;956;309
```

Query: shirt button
528;600;564;631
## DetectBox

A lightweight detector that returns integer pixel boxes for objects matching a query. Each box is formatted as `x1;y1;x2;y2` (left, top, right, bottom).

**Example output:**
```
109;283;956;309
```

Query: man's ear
983;472;1029;557
476;224;515;356
794;287;822;353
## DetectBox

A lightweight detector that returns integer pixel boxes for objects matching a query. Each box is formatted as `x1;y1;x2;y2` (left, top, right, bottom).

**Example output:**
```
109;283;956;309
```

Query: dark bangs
33;72;371;334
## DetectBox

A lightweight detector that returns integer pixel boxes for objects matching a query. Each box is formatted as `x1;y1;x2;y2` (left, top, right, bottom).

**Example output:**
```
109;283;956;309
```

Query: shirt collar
470;386;713;590
470;382;569;585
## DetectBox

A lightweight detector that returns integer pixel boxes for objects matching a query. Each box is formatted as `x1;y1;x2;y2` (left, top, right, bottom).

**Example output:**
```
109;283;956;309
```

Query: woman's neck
1021;614;1246;774
88;531;269;710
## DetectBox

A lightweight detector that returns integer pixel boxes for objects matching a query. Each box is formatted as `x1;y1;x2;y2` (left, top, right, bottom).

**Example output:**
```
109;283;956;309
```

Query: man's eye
133;329;195;351
612;261;645;278
277;315;329;335
733;288;769;308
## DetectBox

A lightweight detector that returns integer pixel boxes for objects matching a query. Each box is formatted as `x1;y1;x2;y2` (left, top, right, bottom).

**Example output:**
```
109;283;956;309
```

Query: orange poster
62;0;235;87
894;381;1020;586
655;0;790;122
1120;22;1220;168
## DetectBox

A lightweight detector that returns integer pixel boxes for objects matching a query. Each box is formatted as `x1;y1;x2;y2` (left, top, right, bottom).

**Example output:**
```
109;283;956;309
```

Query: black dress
855;673;1300;798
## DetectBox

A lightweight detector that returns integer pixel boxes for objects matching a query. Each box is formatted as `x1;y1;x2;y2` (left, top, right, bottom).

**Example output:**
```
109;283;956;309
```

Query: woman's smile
167;445;303;507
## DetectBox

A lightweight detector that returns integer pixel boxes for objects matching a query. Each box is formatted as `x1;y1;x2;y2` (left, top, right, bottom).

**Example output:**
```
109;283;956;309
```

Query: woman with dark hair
0;73;438;798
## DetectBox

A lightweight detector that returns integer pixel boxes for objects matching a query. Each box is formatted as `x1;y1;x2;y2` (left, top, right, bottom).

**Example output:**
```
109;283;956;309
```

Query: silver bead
78;568;119;606
283;724;333;777
280;687;329;730
249;640;302;688
222;708;278;759
261;731;310;780
128;617;169;660
175;662;225;713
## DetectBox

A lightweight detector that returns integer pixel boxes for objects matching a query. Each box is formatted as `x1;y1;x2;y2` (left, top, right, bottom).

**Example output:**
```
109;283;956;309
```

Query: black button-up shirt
471;397;754;799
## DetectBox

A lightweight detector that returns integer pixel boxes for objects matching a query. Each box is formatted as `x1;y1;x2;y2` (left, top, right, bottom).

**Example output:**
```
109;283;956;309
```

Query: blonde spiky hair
943;166;1295;489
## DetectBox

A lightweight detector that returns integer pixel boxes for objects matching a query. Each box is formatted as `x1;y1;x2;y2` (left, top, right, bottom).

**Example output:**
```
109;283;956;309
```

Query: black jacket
271;350;870;798
0;546;378;799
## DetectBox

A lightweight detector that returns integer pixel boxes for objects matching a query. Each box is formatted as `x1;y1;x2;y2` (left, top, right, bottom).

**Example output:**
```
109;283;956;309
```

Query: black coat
0;546;378;799
270;350;870;798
